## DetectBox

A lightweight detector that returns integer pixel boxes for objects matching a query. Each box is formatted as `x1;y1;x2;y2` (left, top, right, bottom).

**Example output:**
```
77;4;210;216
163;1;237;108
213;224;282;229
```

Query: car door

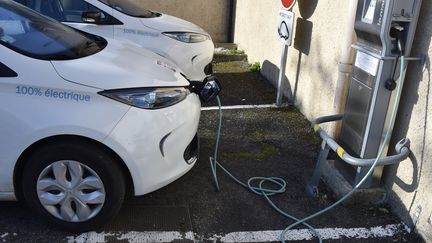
20;0;118;38
0;46;59;194
58;0;118;37
0;59;19;193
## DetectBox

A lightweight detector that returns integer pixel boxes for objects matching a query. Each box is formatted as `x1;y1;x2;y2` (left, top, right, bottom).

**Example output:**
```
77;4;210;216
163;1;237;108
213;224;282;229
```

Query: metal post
306;141;330;197
276;43;289;106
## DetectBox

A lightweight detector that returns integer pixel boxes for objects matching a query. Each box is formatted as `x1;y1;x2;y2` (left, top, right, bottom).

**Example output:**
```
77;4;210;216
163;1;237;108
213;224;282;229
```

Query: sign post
276;7;295;106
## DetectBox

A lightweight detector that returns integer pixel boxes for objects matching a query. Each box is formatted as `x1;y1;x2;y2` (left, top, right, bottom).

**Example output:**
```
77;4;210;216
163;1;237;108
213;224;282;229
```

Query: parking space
0;62;423;243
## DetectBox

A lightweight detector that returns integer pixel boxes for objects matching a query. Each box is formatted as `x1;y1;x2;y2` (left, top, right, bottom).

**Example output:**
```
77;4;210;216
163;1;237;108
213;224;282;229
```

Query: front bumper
103;94;201;196
184;134;199;165
204;63;213;76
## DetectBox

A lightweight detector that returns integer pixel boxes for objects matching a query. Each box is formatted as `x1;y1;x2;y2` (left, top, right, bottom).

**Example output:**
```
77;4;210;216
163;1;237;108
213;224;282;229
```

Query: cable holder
352;44;427;65
305;114;411;198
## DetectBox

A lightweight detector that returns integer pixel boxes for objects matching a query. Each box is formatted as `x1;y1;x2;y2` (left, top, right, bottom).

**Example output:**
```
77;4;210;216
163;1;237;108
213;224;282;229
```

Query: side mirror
81;11;102;24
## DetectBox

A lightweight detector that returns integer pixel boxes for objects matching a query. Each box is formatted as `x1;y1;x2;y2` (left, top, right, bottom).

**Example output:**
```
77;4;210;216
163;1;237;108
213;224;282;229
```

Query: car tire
21;141;126;232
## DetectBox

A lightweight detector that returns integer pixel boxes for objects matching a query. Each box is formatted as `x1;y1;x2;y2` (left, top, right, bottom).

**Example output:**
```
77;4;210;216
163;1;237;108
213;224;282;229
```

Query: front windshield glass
0;0;106;60
98;0;158;18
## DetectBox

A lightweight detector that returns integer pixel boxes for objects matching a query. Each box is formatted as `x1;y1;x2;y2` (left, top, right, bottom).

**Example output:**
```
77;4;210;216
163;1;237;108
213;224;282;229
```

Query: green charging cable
209;55;407;242
210;96;322;241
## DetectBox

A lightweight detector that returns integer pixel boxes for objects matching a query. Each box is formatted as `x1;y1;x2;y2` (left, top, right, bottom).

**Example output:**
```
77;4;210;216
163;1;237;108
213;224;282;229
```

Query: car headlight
163;32;210;43
99;87;190;109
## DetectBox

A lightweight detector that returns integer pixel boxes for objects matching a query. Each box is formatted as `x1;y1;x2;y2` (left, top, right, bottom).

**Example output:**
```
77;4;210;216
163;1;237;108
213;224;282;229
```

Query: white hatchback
14;0;215;81
0;0;221;231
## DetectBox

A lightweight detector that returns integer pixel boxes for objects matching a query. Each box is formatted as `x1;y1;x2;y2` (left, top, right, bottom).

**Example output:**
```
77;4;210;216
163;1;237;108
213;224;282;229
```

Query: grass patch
228;48;245;55
249;62;261;72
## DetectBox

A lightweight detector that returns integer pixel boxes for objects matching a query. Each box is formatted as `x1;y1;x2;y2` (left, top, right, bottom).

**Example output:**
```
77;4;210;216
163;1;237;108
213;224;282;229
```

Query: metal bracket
352;44;427;65
306;114;411;197
381;55;427;65
306;141;330;197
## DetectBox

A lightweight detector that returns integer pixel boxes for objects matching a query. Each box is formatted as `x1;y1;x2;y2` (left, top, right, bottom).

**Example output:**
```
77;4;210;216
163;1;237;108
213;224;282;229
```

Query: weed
249;62;261;72
228;48;245;55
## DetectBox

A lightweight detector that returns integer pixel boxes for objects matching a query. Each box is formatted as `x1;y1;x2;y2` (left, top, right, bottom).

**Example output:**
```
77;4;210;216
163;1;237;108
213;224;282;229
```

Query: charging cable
210;96;321;240
209;53;407;242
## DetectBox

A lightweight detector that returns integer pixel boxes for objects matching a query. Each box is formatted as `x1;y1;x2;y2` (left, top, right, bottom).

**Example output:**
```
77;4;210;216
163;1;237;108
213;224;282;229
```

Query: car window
58;0;112;23
0;0;107;60
98;0;159;18
17;0;120;24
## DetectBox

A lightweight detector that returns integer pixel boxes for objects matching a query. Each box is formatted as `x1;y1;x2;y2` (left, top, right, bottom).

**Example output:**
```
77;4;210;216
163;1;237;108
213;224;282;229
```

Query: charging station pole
276;0;296;107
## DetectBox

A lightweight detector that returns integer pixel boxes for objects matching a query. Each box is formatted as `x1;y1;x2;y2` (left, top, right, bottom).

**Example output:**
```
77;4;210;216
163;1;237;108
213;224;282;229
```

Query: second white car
15;0;215;81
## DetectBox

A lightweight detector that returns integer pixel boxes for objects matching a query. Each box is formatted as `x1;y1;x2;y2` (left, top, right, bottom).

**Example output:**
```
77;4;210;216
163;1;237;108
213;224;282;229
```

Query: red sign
281;0;296;9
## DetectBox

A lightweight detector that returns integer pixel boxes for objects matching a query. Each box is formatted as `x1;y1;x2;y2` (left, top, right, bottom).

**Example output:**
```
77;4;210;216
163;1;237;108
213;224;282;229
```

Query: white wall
233;0;347;120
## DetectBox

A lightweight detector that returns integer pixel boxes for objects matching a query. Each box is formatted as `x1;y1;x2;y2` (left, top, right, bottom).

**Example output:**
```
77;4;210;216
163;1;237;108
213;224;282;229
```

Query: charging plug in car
190;76;222;102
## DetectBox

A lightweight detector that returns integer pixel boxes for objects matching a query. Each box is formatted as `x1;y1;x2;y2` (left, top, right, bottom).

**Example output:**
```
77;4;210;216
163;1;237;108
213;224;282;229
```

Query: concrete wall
233;0;345;120
139;0;231;42
233;0;432;241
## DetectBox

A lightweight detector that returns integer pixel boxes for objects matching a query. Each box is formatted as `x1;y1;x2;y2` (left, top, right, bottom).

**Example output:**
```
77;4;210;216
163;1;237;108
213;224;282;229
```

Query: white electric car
0;0;207;231
14;0;215;81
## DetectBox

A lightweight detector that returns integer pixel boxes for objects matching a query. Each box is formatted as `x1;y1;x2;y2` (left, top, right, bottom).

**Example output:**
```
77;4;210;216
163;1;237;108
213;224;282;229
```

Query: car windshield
98;0;159;18
0;0;106;60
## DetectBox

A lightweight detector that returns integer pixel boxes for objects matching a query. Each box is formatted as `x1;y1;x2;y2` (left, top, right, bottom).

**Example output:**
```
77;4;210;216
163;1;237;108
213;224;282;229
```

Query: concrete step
213;43;247;63
214;43;238;49
213;53;248;63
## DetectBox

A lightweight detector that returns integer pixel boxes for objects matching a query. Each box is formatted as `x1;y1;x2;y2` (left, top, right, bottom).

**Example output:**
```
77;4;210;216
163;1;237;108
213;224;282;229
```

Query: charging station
307;0;423;195
339;0;424;188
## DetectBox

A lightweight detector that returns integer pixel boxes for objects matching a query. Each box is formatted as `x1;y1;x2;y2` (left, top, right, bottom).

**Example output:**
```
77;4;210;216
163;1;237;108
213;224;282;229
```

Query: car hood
51;38;189;90
140;13;207;34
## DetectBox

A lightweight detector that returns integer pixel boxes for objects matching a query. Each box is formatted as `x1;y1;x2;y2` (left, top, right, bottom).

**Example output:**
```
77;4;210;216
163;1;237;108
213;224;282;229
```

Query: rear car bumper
103;94;201;196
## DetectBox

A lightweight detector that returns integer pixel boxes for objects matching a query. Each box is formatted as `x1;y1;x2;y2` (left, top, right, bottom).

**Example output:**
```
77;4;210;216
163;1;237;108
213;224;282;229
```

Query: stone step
213;53;248;63
214;43;238;49
213;43;247;63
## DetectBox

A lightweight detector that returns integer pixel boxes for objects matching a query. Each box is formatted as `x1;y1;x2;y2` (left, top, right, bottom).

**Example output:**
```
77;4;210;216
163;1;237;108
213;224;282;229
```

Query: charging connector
386;24;406;91
390;23;406;55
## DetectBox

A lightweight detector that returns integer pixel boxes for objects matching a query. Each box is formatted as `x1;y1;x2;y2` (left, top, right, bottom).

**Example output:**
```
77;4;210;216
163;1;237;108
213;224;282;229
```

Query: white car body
0;6;201;201
15;0;215;81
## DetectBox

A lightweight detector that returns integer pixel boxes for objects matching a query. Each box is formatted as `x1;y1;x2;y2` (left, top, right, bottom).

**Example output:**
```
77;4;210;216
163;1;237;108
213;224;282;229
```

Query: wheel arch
13;135;135;201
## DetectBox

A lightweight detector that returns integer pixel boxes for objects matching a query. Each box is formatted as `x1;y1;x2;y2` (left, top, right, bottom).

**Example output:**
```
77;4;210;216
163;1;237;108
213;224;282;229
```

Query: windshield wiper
83;40;99;51
137;11;159;18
